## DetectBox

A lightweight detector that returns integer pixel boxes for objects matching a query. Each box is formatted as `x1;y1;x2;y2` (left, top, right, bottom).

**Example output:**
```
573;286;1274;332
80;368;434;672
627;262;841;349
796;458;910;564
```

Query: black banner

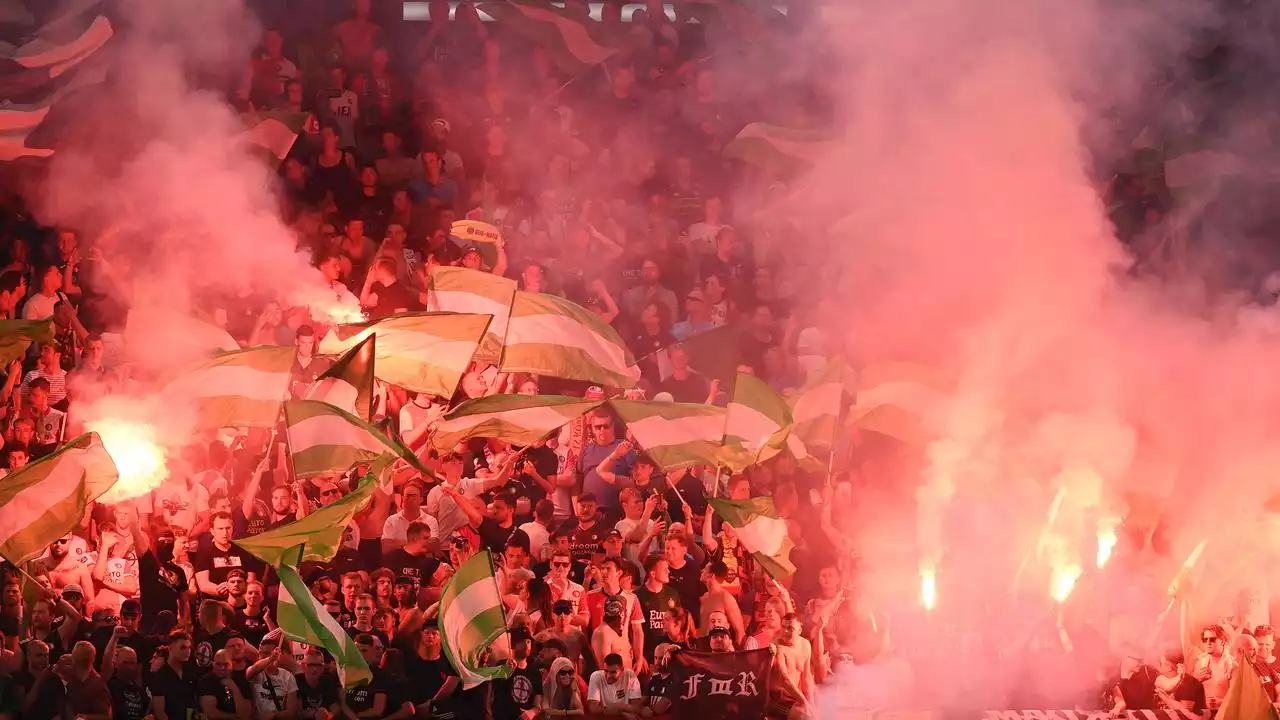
667;648;772;720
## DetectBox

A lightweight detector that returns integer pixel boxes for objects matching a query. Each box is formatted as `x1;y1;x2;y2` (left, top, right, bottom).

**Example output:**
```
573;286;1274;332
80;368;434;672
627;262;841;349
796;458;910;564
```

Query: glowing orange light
89;419;167;503
1051;564;1081;603
1096;517;1119;568
920;568;937;611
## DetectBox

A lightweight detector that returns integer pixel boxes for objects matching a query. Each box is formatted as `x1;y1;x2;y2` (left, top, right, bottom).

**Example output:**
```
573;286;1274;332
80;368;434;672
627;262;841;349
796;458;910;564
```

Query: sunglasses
551;561;571;568
558;669;574;677
52;539;68;546
321;489;342;497
1203;636;1219;642
591;424;611;430
554;608;573;615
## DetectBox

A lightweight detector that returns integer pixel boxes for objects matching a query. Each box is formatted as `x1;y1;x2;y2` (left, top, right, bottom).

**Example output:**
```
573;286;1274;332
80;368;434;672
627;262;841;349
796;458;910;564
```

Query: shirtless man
698;560;744;645
591;598;633;670
38;534;95;596
769;613;816;720
536;599;590;674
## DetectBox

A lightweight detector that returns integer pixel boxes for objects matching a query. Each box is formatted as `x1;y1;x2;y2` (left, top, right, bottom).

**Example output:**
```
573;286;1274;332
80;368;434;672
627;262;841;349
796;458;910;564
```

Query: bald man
105;644;151;720
60;640;111;719
196;649;248;720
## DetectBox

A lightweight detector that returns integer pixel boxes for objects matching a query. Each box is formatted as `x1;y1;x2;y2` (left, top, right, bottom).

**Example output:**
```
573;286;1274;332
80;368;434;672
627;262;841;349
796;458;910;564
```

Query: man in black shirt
663;533;704;620
361;257;420;319
194;512;253;600
382;522;439;593
295;647;341;719
488;626;541;720
105;644;151;720
148;631;196;720
345;634;388;717
132;524;190;633
402;621;460;718
90;599;146;672
196;648;249;719
477;492;519;554
192;600;233;676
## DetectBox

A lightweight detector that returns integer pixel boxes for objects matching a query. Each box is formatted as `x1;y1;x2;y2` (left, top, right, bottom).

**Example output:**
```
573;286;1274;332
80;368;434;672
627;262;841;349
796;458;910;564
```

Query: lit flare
1096;516;1119;568
1051;563;1081;603
920;568;937;611
87;419;167;503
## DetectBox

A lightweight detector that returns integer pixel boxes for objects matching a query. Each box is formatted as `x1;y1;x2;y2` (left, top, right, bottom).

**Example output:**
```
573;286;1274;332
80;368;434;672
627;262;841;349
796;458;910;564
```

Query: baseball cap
603;597;624;618
553;600;574;615
459;243;481;257
120;599;141;617
394;575;416;586
686;289;706;302
605;529;623;541
708;626;731;638
431;118;451;133
61;584;84;598
225;569;246;581
653;391;675;403
578;492;597;504
91;608;116;624
509;626;533;643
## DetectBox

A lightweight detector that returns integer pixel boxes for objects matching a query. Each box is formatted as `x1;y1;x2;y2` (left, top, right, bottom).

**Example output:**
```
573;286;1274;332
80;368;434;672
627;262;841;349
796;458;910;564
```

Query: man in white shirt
381;480;437;554
518;499;556;562
399;392;445;451
426;451;519;539
248;636;299;719
587;653;643;714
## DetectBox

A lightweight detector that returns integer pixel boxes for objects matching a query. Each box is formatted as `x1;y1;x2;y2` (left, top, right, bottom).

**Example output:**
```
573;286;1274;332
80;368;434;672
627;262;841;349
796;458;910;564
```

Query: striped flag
846;362;951;444
432;394;603;453
275;545;371;688
0;433;118;564
1218;652;1280;720
720;373;793;472
236;475;377;567
0;317;52;366
790;360;848;451
707;497;796;580
609;400;726;471
160;346;295;430
241;110;315;164
484;0;618;75
122;307;239;373
723;123;835;177
308;334;375;421
502;291;640;389
439;550;511;689
284;400;429;479
427;266;516;364
319;312;492;400
4;13;112;79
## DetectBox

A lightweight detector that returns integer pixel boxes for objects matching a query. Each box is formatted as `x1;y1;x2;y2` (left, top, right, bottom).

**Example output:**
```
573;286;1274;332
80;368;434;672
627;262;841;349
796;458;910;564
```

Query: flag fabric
652;324;742;387
665;648;771;720
1218;653;1280;720
720;372;794;472
0;317;52;366
790;359;848;451
439;550;511;689
723;123;836;177
502;291;640;389
448;220;505;273
0;433;117;564
427;266;516;364
308;334;375;421
241;110;314;163
484;0;618;75
284;400;429;479
235;475;377;567
274;545;371;688
846;361;951;444
122;307;239;374
3;13;112;79
160;346;295;430
319;312;492;400
432;394;604;453
609;400;726;471
707;497;795;580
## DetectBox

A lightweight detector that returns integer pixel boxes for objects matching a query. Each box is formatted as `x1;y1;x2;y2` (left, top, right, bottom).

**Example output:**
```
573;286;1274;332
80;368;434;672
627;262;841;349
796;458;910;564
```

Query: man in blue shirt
577;413;636;518
407;149;458;208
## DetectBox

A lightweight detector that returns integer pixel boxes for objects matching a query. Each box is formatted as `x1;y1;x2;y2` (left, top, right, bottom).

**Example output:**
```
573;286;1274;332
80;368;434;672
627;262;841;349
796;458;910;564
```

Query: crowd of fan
0;1;878;718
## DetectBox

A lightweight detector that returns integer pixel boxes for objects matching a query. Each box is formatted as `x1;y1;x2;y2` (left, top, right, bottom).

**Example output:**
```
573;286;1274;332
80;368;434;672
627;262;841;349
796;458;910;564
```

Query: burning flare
1051;563;1081;603
88;419;167;503
920;567;938;611
1096;516;1120;568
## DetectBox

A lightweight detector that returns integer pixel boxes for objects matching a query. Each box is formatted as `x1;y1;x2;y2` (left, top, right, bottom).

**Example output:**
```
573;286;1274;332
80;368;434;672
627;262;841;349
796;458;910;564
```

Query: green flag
309;334;376;422
707;497;796;580
234;475;376;566
1217;653;1280;720
283;400;429;479
439;550;511;689
0;317;52;367
275;545;371;688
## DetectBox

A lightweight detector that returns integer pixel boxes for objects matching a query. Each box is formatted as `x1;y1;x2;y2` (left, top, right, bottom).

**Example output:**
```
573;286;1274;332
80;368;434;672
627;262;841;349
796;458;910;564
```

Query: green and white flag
122;307;239;374
236;475;377;567
0;317;53;367
161;346;295;430
502;291;640;389
0;433;118;564
484;0;618;75
319;312;491;400
241;110;315;163
432;394;604;453
6;14;113;78
427;266;516;364
308;334;376;422
723;123;835;177
284;400;429;479
439;550;511;689
275;545;371;688
790;360;848;451
846;361;952;445
720;372;794;472
608;400;726;471
707;497;796;580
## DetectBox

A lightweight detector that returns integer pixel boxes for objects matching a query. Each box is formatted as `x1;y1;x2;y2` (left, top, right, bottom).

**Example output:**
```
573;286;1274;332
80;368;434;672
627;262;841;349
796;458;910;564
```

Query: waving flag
274;545;371;688
720;372;793;472
427;266;516;364
308;334;375;421
0;317;52;366
432;394;604;452
502;291;640;389
319;312;491;399
241;110;314;164
609;400;726;471
0;433;118;564
236;475;378;566
161;346;295;430
846;361;951;445
724;123;836;177
439;550;511;689
484;0;618;75
790;360;848;451
284;400;428;479
707;497;795;580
